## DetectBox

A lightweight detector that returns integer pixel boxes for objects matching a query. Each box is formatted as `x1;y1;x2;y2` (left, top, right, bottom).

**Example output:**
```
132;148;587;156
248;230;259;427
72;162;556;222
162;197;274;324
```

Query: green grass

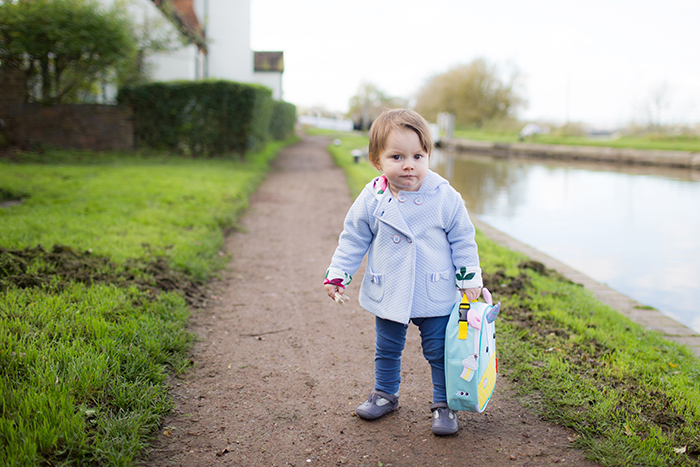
1;284;191;466
323;130;700;466
0;147;288;279
453;128;700;153
312;129;379;196
0;138;296;466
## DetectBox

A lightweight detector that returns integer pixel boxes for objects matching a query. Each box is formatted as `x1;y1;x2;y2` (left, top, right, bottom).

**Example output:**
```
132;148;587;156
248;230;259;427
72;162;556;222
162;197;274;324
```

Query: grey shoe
430;402;458;435
355;390;399;420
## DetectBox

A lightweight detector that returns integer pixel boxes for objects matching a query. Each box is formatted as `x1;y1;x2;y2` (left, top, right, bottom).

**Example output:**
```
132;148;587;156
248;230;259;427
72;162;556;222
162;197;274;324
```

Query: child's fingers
324;284;340;299
324;283;349;304
461;287;482;301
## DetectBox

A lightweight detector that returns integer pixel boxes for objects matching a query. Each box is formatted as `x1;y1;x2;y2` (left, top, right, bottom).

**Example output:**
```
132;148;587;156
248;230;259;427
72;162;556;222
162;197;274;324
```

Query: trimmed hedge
118;80;274;157
269;100;297;140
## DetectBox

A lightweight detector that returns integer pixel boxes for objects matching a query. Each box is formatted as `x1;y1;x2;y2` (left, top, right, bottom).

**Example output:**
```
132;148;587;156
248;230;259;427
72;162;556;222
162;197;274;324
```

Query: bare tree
116;1;185;88
644;82;672;131
347;82;408;131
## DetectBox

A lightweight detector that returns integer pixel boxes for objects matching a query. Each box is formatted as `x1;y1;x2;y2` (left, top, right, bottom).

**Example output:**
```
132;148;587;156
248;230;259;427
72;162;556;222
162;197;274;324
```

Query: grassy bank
0;139;295;466
321;130;700;466
453;128;700;153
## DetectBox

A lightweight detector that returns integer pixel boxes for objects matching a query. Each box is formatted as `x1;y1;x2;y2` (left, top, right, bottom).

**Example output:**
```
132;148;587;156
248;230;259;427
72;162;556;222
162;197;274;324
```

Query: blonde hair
368;109;434;169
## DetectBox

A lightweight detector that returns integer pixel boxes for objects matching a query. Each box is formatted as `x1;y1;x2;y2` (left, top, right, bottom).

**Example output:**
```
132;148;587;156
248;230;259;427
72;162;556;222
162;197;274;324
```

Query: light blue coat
326;170;482;324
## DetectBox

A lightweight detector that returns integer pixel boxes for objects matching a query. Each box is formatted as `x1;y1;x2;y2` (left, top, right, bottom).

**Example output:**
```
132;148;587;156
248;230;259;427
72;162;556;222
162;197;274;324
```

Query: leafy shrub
118;80;273;157
269;100;297;140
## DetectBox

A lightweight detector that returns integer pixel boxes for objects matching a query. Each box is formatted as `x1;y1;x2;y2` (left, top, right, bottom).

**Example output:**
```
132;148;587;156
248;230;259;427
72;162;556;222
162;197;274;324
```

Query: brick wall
0;68;26;107
0;68;134;151
2;103;134;151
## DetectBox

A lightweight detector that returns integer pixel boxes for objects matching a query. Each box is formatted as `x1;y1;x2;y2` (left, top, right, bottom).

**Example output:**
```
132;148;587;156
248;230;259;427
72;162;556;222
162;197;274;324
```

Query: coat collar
372;192;411;236
416;170;449;193
367;171;448;237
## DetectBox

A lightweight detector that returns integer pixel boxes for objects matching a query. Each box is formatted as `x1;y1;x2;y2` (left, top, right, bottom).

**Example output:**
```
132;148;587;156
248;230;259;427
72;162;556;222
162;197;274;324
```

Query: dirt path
147;136;599;467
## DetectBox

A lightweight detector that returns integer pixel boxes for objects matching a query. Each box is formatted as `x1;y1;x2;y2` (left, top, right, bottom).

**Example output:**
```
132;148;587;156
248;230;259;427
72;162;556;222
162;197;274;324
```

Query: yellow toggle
458;321;469;340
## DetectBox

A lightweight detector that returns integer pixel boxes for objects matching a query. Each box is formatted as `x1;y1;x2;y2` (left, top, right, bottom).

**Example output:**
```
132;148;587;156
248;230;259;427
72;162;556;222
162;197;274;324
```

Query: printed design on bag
475;314;497;410
467;306;483;329
460;304;483;381
486;302;500;323
446;288;502;413
478;346;497;407
460;354;478;381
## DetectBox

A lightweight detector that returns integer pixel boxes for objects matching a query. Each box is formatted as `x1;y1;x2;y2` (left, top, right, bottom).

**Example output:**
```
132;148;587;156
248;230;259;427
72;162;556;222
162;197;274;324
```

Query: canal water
432;149;700;334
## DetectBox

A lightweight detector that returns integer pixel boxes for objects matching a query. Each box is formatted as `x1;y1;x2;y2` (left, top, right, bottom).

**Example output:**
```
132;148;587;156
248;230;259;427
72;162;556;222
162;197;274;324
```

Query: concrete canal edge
473;217;700;358
443;138;700;170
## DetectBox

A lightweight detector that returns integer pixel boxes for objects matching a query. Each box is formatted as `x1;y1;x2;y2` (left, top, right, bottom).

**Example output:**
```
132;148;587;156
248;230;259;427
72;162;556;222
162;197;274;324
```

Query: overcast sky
250;0;699;128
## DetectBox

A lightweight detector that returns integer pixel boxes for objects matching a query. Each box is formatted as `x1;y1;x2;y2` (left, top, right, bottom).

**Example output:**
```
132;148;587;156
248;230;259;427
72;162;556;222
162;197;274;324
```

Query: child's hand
324;284;349;305
325;284;342;300
460;287;482;302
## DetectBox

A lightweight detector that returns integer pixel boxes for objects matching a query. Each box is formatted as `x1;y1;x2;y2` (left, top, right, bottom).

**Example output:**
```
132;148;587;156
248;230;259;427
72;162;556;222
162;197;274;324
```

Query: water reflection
432;149;700;333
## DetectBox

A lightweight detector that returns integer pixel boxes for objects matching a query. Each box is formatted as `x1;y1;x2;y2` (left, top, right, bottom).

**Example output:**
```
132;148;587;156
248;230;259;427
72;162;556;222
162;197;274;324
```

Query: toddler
324;109;482;436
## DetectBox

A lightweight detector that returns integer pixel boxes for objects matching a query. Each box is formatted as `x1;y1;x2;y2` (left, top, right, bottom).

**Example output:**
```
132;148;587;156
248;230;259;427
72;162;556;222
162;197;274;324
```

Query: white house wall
200;0;283;100
200;0;254;84
254;72;283;100
97;0;282;100
95;0;196;82
149;45;199;82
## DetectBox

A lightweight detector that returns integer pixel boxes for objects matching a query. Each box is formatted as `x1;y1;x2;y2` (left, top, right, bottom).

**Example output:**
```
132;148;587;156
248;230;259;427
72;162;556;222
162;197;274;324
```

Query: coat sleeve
325;189;375;287
445;192;483;289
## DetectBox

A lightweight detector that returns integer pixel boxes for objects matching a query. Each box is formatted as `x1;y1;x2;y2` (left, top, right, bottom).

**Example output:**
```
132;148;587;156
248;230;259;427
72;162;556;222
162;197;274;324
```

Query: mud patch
483;268;531;298
483;260;580;338
0;187;27;207
518;259;548;276
0;244;206;306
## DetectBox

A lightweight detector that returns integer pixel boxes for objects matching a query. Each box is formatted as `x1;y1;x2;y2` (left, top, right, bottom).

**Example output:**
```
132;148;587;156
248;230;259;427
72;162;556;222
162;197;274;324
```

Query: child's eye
392;154;402;160
414;154;424;160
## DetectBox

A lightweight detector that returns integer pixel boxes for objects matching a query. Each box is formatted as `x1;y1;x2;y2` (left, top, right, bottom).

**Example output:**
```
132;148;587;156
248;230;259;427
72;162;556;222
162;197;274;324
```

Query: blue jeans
374;315;450;404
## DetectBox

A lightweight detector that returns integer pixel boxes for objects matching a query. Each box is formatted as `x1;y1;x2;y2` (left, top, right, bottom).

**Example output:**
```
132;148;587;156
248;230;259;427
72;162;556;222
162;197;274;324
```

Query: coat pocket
362;268;384;302
426;268;455;303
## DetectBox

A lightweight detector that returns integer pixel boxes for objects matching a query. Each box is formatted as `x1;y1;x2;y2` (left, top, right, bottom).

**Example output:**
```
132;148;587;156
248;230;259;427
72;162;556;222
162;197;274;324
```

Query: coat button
392;235;401;244
406;237;412;243
415;197;423;205
398;195;407;203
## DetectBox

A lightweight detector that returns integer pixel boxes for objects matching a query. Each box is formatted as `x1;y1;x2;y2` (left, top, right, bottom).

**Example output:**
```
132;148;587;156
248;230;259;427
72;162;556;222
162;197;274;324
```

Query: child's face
375;128;429;195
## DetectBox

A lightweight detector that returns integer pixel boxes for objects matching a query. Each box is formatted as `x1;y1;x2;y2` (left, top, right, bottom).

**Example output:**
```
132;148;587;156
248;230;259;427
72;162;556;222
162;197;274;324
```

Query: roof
151;0;207;52
254;52;284;72
172;0;201;30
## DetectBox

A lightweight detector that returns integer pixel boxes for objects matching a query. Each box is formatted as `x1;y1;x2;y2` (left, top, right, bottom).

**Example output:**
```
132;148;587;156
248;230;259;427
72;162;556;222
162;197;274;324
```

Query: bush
118;80;273;157
0;132;10;150
269;100;297;140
